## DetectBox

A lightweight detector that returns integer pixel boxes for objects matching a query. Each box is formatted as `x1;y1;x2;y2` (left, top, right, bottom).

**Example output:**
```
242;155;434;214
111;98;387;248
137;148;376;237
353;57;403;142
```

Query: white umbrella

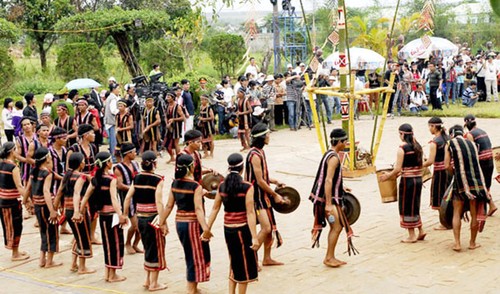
398;37;459;60
65;78;101;90
323;47;386;71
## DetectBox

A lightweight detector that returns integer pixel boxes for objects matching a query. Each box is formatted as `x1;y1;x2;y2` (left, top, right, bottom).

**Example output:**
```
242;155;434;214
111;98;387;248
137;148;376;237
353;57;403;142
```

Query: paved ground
1;116;500;294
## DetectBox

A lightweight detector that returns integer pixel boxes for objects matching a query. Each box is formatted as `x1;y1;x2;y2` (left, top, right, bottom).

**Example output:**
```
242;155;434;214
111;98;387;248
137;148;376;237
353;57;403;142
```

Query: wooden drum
376;168;397;203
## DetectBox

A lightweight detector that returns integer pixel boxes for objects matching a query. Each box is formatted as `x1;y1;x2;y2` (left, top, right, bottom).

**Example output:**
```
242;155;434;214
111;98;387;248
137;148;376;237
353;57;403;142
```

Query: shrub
56;42;106;82
140;39;185;79
0;46;16;94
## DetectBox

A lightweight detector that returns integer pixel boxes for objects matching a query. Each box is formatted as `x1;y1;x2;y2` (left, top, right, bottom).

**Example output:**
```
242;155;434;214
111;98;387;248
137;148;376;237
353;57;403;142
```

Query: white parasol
323;47;386;71
65;78;101;90
398;36;459;60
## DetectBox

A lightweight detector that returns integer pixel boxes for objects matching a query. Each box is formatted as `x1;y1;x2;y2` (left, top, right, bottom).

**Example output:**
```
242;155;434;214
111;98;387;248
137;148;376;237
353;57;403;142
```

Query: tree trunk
37;39;47;71
111;31;142;78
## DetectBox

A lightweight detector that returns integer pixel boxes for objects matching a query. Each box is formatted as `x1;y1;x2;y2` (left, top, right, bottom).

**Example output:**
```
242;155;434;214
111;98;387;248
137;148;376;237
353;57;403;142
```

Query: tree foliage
56;42;106;82
165;9;206;71
55;7;170;77
0;46;15;94
140;39;185;78
205;33;246;77
7;0;74;70
0;18;20;41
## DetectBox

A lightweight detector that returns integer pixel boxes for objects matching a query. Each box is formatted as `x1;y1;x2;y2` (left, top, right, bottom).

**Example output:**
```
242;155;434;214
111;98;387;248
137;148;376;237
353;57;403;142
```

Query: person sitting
409;83;429;114
462;80;479;107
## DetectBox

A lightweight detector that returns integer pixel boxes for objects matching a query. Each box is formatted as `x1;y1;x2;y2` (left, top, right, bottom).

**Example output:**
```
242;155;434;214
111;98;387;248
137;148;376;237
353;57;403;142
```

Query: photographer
462;80;479;107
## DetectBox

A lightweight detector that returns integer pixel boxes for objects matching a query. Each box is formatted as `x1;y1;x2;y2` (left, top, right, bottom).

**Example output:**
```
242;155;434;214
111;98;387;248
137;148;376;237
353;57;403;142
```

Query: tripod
297;92;312;130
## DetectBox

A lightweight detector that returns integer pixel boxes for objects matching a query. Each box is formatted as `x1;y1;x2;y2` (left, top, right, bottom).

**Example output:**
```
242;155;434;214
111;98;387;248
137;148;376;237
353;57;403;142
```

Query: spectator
181;79;195;134
2;98;15;141
408;84;429;114
42;93;54;113
273;73;287;126
12;101;23;138
262;75;277;130
454;60;465;103
329;75;341;114
22;92;38;121
462;80;479;107
286;72;300;131
484;53;498;102
105;83;120;162
426;63;443;110
245;57;259;79
316;73;331;124
445;61;456;105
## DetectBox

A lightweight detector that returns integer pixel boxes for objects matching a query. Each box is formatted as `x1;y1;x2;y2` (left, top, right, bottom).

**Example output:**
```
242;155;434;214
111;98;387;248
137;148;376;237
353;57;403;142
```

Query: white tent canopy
323;47;386;71
398;37;459;60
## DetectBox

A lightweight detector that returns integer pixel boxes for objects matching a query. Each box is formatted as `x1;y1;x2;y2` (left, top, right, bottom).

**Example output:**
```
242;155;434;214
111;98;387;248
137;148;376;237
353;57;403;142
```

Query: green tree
7;0;74;71
140;39;185;78
165;9;206;71
55;7;170;77
56;42;106;81
0;46;15;94
205;33;246;77
0;18;20;41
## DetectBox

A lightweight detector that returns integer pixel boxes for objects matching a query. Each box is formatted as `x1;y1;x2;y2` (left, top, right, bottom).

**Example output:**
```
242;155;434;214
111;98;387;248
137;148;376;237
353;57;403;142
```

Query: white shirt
484;61;498;81
245;64;258;78
221;87;234;107
409;90;427;108
2;108;13;130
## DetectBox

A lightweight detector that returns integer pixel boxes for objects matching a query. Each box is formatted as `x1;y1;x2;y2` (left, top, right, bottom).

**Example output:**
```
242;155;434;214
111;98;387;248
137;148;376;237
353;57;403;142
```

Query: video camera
132;73;170;110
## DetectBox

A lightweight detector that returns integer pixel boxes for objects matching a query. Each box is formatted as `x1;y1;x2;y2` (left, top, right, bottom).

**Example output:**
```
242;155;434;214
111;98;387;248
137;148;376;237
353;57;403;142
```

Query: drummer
422;117;451;229
464;114;498;216
444;125;488;252
310;128;356;267
180;130;217;186
245;123;288;266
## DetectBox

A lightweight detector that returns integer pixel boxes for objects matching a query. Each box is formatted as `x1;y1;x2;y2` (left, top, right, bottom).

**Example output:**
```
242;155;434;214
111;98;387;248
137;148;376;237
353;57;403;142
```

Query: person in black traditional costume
310;128;357;268
114;142;142;255
237;88;252;151
80;152;127;283
24;147;62;268
124;151;167;292
464;114;498;216
164;92;185;164
198;94;215;158
205;153;259;294
381;124;426;243
245;123;288;266
159;154;211;294
141;97;161;155
422;117;452;230
115;99;134;162
445;125;489;252
54;152;95;274
0;142;29;261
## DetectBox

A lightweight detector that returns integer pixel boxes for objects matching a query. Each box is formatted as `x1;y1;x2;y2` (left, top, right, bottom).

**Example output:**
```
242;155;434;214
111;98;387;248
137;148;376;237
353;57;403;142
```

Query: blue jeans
216;105;226;134
467;98;478;107
454;82;464;100
315;95;332;123
106;125;117;160
410;105;429;113
287;101;297;129
331;96;341;114
445;81;455;103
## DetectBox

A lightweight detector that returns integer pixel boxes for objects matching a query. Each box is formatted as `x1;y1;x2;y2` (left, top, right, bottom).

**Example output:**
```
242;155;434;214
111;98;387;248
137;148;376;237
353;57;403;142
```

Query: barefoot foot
125;244;136;255
149;283;168;292
417;233;427;241
452;245;462;252
107;275;127;283
78;268;97;275
44;261;63;268
262;259;284;266
11;251;30;261
488;207;497;217
133;246;144;253
401;238;417;243
468;243;481;250
433;225;449;231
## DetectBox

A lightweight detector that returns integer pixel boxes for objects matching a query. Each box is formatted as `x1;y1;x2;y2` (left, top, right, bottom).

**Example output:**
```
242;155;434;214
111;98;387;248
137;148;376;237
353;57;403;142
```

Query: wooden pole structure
372;73;396;163
304;73;327;154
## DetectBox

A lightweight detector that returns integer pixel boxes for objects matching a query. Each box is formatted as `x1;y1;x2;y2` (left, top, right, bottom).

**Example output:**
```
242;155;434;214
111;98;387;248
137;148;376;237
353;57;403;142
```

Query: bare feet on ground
126;244;136;254
11;251;29;261
262;259;284;266
468;243;481;250
452;244;462;252
417;233;427;241
401;238;417;243
107;275;127;283
78;267;97;275
149;283;168;292
44;261;63;268
433;225;449;231
133;245;144;253
323;258;347;267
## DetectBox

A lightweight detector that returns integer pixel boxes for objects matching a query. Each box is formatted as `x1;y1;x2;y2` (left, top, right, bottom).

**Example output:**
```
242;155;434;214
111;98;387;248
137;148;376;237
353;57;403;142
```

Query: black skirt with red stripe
399;176;423;229
224;225;258;283
138;214;167;271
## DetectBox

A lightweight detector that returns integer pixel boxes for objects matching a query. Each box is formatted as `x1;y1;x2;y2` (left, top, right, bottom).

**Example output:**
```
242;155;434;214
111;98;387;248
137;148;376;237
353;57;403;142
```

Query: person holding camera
462;80;479;107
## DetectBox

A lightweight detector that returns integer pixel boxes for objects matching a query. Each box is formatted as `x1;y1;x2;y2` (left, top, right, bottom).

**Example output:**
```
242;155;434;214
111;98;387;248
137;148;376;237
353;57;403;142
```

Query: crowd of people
0;51;499;292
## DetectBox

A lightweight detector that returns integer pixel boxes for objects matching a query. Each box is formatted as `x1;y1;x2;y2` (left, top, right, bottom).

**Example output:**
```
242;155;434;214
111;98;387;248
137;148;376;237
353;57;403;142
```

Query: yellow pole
372;73;396;163
304;74;326;154
348;74;355;171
